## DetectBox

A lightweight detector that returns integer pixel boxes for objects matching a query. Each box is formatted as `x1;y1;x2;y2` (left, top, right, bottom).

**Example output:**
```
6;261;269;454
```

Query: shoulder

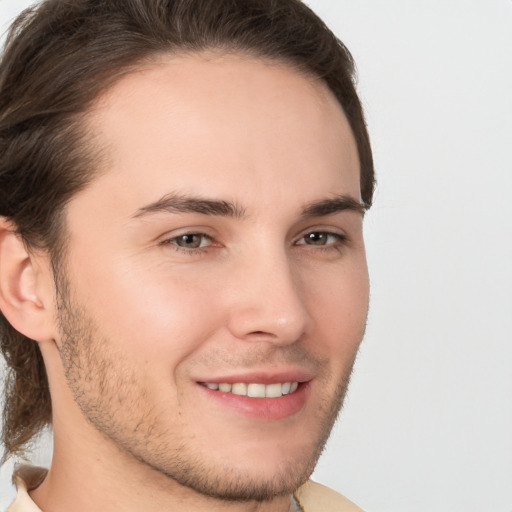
295;480;364;512
7;466;46;512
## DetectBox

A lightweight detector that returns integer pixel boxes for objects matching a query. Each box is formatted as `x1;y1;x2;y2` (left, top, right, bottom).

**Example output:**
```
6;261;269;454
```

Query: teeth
248;383;266;398
203;381;299;397
231;383;248;395
265;383;283;398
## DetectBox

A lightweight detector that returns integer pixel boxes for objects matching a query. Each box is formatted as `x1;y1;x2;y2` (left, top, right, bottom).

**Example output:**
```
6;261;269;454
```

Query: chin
139;424;328;502
160;457;315;502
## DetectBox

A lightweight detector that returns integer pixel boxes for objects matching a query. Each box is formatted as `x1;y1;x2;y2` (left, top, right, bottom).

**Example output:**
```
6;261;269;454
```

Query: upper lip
196;369;314;385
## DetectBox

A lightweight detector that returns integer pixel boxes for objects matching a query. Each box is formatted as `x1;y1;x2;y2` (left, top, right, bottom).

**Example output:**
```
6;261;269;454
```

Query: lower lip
198;382;310;421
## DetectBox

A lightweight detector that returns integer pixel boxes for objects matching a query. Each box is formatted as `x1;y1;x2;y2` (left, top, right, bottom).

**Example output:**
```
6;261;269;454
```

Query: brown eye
304;232;329;245
296;231;346;247
172;233;210;249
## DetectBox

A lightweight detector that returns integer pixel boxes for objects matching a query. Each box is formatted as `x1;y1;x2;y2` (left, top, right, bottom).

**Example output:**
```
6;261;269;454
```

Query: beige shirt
8;466;364;512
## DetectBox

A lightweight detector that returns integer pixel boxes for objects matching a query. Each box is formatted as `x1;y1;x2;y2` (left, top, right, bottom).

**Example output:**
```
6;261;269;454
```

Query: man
0;1;374;510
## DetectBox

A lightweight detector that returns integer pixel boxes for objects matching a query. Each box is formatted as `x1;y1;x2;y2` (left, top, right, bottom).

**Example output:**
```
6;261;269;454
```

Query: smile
201;382;299;398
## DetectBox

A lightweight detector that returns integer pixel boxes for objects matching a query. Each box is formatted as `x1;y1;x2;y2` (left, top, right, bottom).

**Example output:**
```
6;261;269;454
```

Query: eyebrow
133;193;246;219
132;192;366;220
301;194;367;218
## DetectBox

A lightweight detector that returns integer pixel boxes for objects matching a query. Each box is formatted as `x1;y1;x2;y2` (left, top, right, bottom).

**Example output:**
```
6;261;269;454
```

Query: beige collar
8;466;46;512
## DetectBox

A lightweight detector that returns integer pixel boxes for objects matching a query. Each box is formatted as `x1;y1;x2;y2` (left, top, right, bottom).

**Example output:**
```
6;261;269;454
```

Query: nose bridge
226;242;312;343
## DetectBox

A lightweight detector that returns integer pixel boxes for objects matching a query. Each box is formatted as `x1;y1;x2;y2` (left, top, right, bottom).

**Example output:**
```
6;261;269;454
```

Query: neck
30;428;294;512
30;462;295;512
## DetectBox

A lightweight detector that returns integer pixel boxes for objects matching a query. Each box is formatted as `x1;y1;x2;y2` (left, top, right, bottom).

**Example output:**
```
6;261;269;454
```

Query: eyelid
157;225;215;242
295;233;347;247
158;229;219;252
294;226;349;244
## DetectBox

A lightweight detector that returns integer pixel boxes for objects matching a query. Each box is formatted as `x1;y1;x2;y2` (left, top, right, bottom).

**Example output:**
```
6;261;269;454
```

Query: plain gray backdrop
1;1;511;510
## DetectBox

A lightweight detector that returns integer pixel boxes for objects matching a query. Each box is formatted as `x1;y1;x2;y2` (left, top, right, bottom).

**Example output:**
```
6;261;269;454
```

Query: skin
12;53;369;512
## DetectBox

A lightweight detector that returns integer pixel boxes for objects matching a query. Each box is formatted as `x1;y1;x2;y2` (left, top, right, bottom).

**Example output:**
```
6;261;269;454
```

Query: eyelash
159;233;214;255
159;230;348;255
295;231;348;249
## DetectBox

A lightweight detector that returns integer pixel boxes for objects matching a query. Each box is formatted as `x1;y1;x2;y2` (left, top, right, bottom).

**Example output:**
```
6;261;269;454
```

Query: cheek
68;258;225;364
305;260;369;357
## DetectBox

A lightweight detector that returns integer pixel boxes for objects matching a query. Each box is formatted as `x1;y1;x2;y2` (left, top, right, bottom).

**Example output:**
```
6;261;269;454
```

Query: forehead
77;52;360;217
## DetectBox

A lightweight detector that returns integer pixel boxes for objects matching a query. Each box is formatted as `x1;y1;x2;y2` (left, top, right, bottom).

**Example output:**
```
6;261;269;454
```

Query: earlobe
0;218;55;343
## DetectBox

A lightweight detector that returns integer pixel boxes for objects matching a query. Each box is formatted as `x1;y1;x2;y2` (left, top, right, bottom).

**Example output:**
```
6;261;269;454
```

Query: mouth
197;379;309;421
196;371;312;420
200;381;299;398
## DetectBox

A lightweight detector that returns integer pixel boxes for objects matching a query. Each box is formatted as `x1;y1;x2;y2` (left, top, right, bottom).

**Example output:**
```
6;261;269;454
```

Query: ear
0;218;56;343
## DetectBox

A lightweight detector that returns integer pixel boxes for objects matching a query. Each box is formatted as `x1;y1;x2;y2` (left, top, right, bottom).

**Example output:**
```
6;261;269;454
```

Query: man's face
53;53;369;501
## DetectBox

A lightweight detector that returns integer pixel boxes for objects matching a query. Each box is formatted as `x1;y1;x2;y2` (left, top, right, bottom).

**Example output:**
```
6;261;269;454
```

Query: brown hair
0;0;374;461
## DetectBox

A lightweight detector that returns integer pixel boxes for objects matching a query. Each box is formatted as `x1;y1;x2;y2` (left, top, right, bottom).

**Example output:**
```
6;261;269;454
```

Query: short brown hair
0;0;374;461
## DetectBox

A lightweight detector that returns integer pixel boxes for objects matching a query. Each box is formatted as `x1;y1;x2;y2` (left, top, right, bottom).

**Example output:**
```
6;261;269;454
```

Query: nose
225;249;313;344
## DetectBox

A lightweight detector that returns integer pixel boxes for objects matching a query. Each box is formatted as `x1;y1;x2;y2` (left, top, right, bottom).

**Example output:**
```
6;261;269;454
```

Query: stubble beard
55;272;359;503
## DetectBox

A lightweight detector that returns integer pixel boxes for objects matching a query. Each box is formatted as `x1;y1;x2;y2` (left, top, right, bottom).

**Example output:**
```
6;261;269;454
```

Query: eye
296;231;346;246
166;233;212;249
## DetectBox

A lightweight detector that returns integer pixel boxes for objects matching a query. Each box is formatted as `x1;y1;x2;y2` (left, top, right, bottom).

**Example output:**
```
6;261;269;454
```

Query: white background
1;1;511;510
